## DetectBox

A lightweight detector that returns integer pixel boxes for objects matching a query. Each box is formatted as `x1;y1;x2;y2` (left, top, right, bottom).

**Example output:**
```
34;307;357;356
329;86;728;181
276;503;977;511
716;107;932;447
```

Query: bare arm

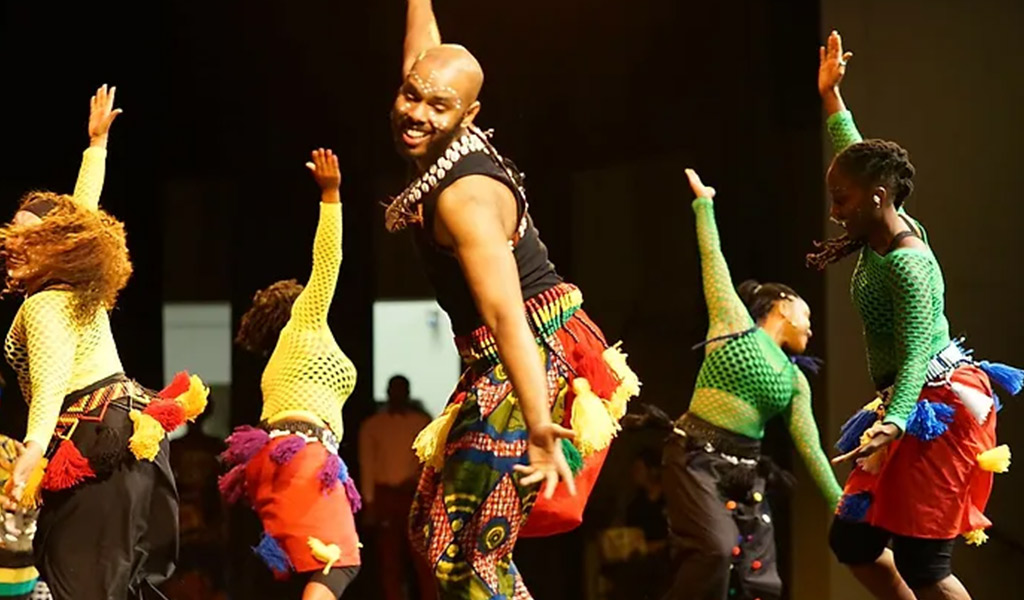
403;0;442;76
436;177;575;498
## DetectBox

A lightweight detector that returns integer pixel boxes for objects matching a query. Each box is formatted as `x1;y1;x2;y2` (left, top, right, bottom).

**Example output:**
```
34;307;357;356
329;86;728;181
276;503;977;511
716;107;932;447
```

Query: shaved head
412;44;484;107
392;44;485;169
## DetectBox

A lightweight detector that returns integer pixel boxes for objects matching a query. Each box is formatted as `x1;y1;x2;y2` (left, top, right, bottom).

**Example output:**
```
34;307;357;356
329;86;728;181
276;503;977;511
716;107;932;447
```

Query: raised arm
403;0;442;77
10;292;77;500
685;170;754;352
818;31;863;154
72;85;122;211
786;368;842;509
289;149;343;329
436;176;575;499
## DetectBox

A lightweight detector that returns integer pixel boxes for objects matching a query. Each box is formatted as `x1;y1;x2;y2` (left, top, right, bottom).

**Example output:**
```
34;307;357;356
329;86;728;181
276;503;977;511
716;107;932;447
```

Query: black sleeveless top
413;151;562;336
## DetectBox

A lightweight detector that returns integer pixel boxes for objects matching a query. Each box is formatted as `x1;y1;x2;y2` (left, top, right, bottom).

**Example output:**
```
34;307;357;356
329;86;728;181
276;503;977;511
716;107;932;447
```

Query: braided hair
737;280;799;321
235;279;304;356
806;139;916;270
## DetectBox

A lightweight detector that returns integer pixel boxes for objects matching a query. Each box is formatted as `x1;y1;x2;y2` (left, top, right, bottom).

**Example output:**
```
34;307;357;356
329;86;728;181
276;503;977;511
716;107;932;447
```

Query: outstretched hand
685;168;716;200
305;148;342;202
88;84;122;146
513;423;577;500
818;30;854;97
831;421;899;464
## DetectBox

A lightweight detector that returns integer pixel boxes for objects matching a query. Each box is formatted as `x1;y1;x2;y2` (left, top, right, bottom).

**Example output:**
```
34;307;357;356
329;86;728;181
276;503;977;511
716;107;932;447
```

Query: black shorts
829;519;955;589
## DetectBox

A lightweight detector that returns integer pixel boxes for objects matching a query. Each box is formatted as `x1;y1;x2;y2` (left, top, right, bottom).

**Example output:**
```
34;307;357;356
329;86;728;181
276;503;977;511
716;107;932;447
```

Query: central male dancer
384;1;640;598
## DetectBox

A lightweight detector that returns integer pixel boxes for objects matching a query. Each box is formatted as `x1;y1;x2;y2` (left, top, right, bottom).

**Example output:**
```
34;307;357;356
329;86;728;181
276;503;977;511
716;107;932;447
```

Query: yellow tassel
603;343;641;421
977;445;1011;473
412;402;459;470
308;536;342;575
18;457;48;510
571;378;618;456
177;375;210;422
862;397;884;412
963;529;989;546
129;410;165;461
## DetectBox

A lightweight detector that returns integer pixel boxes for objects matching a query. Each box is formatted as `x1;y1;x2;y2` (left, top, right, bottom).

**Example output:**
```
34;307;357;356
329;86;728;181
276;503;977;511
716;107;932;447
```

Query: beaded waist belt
455;283;583;366
672;412;761;461
877;338;974;401
50;373;150;452
261;419;340;455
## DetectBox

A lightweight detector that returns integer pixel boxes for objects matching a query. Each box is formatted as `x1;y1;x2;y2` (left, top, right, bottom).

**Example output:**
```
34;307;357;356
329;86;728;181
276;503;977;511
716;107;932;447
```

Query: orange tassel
41;439;96;491
158;371;192;399
144;399;186;432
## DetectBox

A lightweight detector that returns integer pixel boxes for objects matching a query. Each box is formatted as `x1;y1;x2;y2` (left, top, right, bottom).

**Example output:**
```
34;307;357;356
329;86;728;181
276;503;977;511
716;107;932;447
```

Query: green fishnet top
688;196;842;508
828;111;952;431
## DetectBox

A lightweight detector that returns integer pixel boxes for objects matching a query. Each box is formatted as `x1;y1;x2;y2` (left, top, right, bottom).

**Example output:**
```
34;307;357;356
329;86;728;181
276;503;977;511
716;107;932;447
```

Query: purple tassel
836;409;879;453
218;463;248;505
906;401;955;441
253;532;293;575
221;426;270;466
837;492;872;522
269;435;307;465
344;477;363;513
790;355;824;375
318;453;341;493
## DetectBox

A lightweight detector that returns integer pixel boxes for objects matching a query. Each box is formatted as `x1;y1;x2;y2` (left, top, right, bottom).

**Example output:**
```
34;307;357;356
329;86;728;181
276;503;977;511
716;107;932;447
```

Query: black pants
33;406;178;600
829;519;956;590
661;416;781;600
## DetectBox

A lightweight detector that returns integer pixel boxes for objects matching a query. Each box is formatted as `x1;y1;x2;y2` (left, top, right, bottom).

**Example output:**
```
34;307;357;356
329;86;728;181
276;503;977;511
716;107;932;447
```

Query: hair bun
737;279;762;305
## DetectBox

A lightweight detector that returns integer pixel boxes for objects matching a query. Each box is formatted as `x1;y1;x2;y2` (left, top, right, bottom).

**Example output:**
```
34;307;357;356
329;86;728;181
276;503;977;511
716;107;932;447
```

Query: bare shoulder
437;175;513;215
435;175;516;245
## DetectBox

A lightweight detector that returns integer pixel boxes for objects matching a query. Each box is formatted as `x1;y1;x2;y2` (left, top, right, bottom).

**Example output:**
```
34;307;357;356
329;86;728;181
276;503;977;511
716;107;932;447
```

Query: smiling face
826;159;880;240
390;45;483;170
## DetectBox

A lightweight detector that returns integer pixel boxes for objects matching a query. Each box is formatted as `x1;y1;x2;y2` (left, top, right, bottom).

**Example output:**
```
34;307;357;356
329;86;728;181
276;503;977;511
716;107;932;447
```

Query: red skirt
220;426;362;577
838;365;997;539
245;438;361;573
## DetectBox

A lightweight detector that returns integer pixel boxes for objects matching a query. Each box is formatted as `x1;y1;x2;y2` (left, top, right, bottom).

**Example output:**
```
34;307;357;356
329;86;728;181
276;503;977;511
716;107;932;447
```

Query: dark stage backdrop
2;1;1020;599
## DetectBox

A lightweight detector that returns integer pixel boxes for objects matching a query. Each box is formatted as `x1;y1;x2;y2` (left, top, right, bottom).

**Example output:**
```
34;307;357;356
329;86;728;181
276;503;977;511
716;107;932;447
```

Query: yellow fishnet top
259;202;356;438
4;147;124;448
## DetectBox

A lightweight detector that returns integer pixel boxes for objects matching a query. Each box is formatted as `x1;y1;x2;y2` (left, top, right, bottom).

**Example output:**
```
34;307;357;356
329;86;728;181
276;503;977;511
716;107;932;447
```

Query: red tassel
158;371;192;399
144;399;187;432
41;439;96;491
572;347;619;400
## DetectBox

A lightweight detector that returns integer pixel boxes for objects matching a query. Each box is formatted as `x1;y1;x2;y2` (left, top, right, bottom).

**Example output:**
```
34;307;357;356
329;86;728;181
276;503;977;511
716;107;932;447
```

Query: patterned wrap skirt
409;283;639;600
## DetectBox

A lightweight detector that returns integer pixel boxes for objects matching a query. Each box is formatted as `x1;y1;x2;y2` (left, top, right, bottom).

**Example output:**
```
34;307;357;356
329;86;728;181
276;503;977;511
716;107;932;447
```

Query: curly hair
0;191;132;323
235;279;304;356
807;139;917;270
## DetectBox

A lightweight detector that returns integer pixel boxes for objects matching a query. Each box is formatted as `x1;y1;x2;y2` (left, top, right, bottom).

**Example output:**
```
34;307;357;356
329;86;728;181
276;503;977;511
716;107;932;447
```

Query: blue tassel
905;401;955;441
253;532;293;574
336;456;351;484
790;355;824;375
994;392;1004;413
837;492;872;522
836;409;879;453
979;361;1024;396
